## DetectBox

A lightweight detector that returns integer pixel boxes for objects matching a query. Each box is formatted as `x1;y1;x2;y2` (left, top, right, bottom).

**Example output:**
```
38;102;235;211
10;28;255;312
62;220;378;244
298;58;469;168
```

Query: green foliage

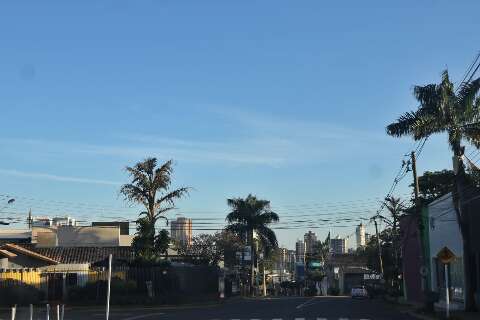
132;217;171;259
328;286;340;296
121;158;189;259
225;194;279;254
177;231;242;266
0;282;44;305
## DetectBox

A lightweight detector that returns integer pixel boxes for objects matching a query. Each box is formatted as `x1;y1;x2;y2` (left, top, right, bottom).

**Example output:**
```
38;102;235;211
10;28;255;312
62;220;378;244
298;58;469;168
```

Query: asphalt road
1;297;417;320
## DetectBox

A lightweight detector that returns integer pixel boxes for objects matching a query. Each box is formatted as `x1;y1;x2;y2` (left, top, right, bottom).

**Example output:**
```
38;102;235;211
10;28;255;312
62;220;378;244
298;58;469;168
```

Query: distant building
295;240;305;264
304;231;317;256
170;217;192;246
330;236;347;254
31;216;76;227
356;223;366;249
287;250;296;273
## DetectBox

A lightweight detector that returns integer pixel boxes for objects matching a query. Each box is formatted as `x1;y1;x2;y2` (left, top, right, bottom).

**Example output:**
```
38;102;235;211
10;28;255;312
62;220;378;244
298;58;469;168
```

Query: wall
34;226;122;247
400;214;424;303
428;193;465;302
57;226;120;247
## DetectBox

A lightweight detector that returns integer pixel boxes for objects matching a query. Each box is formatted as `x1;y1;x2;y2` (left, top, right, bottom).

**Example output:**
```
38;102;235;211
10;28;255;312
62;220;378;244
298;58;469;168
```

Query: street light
0;198;15;225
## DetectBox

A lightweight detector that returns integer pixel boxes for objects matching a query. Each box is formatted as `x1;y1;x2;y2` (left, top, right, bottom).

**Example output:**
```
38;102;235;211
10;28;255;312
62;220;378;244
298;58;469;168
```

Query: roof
1;243;59;264
24;246;135;264
0;249;17;258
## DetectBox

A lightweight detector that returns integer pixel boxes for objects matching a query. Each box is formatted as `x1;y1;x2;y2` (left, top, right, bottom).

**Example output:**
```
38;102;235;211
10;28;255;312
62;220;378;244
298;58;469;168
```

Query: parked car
351;285;368;299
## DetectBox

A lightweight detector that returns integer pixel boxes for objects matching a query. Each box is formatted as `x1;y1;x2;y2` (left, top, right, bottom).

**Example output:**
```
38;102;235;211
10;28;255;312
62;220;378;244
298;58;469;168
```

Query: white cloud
0;169;120;186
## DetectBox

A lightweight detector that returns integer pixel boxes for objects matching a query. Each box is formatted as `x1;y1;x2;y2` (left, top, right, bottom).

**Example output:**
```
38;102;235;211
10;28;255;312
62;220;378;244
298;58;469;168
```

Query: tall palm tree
120;158;189;257
386;70;480;310
225;194;279;295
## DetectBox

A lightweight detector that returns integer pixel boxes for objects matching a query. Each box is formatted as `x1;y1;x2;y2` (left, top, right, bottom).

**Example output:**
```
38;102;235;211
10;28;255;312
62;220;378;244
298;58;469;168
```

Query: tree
379;196;404;289
415;170;455;203
176;231;242;266
225;194;279;295
386;70;480;310
120;158;189;259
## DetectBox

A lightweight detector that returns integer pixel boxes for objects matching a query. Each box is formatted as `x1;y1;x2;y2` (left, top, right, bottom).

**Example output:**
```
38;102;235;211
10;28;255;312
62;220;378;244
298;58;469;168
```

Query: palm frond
462;123;480;148
457;77;480;120
156;187;190;207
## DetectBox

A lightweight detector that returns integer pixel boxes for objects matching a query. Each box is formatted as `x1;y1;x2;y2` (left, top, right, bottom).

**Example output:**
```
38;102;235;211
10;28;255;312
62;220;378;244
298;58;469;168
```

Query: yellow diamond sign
437;246;456;264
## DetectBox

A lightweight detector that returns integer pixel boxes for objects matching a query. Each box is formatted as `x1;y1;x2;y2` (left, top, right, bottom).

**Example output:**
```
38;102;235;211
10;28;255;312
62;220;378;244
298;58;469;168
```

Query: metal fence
0;265;220;305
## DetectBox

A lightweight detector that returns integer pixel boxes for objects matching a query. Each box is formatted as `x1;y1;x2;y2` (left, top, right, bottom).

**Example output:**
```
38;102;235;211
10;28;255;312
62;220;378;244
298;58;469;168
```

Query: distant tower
27;209;32;229
303;231;317;256
295;240;305;264
356;223;366;249
170;217;192;246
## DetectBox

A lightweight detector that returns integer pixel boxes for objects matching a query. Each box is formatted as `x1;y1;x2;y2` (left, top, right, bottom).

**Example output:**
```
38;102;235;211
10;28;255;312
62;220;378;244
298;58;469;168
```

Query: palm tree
120;158;189;258
225;194;279;295
386;70;480;310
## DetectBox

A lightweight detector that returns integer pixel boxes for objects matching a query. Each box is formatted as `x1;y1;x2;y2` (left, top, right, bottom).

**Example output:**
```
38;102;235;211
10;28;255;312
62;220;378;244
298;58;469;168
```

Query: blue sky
0;1;479;248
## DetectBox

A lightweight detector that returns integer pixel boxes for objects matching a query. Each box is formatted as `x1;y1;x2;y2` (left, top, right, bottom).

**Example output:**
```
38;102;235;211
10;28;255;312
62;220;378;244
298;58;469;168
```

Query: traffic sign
437;246;456;264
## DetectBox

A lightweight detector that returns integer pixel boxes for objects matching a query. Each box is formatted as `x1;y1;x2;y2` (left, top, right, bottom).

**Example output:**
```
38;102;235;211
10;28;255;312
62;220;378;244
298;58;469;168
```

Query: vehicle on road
351;285;368;299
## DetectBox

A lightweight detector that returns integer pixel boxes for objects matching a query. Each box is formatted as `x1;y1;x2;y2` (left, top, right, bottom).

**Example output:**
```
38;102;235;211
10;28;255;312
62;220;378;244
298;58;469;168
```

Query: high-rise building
170;217;192;246
287;250;296;273
304;231;317;256
356;223;366;249
295;239;305;264
330;236;347;254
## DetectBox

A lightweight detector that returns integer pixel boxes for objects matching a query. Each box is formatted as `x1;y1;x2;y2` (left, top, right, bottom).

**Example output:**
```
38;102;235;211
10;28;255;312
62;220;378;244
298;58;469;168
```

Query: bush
0;283;45;306
304;285;317;296
328;287;340;296
68;277;140;304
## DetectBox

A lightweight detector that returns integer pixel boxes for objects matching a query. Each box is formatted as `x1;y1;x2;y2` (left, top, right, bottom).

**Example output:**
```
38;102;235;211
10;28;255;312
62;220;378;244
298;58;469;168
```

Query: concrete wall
400;214;424;303
57;226;120;247
427;193;465;302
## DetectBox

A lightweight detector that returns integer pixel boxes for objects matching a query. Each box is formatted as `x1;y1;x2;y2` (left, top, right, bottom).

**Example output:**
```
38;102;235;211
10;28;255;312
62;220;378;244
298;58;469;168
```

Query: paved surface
0;296;418;320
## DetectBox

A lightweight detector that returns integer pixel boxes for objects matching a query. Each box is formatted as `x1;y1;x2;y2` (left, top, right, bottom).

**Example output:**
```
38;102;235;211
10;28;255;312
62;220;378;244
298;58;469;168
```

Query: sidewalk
388;300;479;320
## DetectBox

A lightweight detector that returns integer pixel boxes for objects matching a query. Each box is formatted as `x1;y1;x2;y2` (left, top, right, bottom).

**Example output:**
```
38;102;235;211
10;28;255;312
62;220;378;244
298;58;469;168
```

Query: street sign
436;246;456;319
437;246;456;264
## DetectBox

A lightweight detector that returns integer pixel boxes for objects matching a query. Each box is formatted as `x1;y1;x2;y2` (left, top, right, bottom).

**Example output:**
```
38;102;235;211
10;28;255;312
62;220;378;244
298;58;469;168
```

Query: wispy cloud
0;169;120;186
0;106;410;170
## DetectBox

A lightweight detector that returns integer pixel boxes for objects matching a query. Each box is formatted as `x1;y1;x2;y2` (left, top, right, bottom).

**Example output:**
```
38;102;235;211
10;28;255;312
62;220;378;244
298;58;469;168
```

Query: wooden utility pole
411;151;420;207
411;151;427;292
373;217;384;277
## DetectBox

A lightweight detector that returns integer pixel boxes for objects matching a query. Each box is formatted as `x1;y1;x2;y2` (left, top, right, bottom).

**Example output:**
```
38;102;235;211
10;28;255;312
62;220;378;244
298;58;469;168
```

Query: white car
351;285;368;298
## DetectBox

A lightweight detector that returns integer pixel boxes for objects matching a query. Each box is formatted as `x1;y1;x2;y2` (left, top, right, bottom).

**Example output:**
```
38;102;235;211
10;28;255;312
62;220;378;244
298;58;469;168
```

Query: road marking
317;318;327;320
295;297;317;309
122;313;165;320
294;318;305;320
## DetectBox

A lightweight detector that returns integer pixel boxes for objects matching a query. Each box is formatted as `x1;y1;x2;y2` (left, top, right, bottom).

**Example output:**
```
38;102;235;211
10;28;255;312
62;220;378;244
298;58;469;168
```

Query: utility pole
373;217;384;277
411;151;420;207
411;151;427;294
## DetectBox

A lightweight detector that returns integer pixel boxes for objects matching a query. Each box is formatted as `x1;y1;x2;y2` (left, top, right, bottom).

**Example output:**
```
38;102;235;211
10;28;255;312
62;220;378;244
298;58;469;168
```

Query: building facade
330;236;347;254
170;217;192;246
356;223;366;249
295;240;305;264
304;231;317;256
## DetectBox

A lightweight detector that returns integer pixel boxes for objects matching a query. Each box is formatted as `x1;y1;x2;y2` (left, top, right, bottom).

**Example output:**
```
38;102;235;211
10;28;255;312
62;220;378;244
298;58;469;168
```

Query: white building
356;223;366;249
427;193;465;310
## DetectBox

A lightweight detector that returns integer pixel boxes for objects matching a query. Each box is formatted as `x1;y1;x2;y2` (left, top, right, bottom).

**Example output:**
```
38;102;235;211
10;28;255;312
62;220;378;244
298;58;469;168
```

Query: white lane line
317;318;327;320
295;297;317;309
122;313;165;320
294;318;306;320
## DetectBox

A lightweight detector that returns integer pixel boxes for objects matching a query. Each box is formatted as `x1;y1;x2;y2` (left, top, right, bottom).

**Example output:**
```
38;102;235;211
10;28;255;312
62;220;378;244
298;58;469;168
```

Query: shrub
0;282;45;306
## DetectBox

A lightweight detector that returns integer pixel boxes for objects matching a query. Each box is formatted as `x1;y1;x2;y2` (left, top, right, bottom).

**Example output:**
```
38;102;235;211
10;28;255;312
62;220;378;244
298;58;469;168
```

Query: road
1;296;417;320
